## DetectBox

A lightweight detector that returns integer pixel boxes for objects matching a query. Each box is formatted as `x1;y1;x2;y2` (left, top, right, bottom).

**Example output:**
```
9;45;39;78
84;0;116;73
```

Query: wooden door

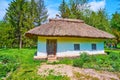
47;39;57;56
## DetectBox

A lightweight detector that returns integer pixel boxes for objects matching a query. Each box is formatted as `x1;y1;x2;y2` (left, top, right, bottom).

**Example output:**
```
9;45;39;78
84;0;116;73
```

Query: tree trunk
19;34;22;49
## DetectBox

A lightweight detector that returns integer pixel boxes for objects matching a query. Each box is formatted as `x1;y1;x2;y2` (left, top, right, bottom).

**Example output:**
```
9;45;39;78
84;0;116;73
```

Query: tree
5;0;48;48
5;0;29;48
0;22;14;48
85;9;110;32
59;0;88;19
35;0;48;26
111;12;120;44
59;0;69;18
59;0;110;32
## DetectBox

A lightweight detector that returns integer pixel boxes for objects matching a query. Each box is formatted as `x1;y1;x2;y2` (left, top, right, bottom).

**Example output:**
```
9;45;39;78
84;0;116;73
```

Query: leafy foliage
73;58;84;67
73;52;89;67
73;51;120;72
0;22;14;48
85;9;110;32
111;12;120;44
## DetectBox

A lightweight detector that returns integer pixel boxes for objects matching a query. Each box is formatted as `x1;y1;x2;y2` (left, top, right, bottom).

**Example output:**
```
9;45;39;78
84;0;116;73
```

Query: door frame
46;39;57;56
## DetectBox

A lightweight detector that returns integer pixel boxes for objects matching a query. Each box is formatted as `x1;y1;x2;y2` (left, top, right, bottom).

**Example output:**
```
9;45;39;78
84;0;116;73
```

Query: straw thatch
25;18;114;39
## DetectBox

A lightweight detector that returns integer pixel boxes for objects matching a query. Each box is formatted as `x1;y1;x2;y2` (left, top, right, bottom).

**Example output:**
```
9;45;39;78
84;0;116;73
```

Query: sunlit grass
0;48;70;80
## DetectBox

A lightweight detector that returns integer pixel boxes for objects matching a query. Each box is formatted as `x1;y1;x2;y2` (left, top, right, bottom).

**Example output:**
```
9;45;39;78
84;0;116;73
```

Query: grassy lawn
0;49;69;80
0;48;120;80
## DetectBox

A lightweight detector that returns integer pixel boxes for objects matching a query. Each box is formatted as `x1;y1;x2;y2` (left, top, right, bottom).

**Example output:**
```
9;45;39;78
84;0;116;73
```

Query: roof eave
25;33;115;39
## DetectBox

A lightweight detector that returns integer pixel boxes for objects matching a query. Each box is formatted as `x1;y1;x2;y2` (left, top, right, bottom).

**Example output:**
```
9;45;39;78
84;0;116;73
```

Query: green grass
0;48;120;80
105;49;120;53
117;43;120;48
47;58;73;65
73;51;120;72
0;49;69;80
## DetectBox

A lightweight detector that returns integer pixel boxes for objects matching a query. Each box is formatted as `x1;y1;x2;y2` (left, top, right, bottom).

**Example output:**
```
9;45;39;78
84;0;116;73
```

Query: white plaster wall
37;37;105;57
56;42;105;57
37;40;47;57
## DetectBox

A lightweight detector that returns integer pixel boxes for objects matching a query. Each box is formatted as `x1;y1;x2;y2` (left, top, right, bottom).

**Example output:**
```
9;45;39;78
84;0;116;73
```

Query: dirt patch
38;64;120;80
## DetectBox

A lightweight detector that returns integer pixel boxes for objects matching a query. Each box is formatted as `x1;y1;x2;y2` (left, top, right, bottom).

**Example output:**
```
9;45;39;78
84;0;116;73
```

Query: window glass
92;43;96;50
74;44;80;50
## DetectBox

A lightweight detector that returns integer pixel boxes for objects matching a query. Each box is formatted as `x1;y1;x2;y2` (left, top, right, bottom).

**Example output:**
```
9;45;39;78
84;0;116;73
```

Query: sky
0;0;119;20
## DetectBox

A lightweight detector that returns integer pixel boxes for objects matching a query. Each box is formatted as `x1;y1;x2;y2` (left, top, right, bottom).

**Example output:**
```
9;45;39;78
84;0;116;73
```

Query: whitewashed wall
36;36;105;58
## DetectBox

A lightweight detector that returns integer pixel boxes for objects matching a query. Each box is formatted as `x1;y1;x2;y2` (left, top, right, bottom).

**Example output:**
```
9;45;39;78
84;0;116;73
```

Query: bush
73;53;89;68
73;52;120;72
79;52;89;62
109;52;120;61
73;58;84;68
111;61;120;71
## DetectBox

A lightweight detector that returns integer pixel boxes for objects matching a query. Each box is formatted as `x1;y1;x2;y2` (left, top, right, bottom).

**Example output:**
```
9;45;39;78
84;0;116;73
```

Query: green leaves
73;52;120;72
111;12;120;44
73;52;89;68
111;12;120;30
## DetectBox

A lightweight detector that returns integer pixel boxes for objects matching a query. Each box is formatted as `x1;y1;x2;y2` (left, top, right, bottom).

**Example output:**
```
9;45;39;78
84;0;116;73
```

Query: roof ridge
49;18;84;23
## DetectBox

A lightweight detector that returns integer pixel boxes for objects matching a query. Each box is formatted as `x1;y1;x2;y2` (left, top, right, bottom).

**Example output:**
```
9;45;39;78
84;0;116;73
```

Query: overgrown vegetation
73;51;120;72
47;51;120;72
73;53;89;67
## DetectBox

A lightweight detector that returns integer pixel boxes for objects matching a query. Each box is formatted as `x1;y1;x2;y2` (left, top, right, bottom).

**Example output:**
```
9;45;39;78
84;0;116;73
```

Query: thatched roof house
26;19;114;39
25;18;114;60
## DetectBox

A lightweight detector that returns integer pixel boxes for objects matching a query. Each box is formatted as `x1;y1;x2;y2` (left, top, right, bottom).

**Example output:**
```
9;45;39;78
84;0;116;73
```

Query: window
92;43;96;50
74;44;80;50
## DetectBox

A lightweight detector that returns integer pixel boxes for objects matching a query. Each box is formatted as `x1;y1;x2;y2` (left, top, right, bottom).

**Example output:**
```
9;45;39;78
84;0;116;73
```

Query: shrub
109;52;120;61
73;53;89;68
111;61;120;71
73;58;84;67
79;52;89;62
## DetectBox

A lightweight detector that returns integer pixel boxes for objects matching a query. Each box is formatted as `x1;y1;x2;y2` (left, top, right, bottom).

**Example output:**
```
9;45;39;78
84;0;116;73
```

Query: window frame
92;43;97;50
74;44;80;50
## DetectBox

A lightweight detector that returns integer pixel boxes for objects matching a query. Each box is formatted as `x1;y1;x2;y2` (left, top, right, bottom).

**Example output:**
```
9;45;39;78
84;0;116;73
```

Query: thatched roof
25;18;114;39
